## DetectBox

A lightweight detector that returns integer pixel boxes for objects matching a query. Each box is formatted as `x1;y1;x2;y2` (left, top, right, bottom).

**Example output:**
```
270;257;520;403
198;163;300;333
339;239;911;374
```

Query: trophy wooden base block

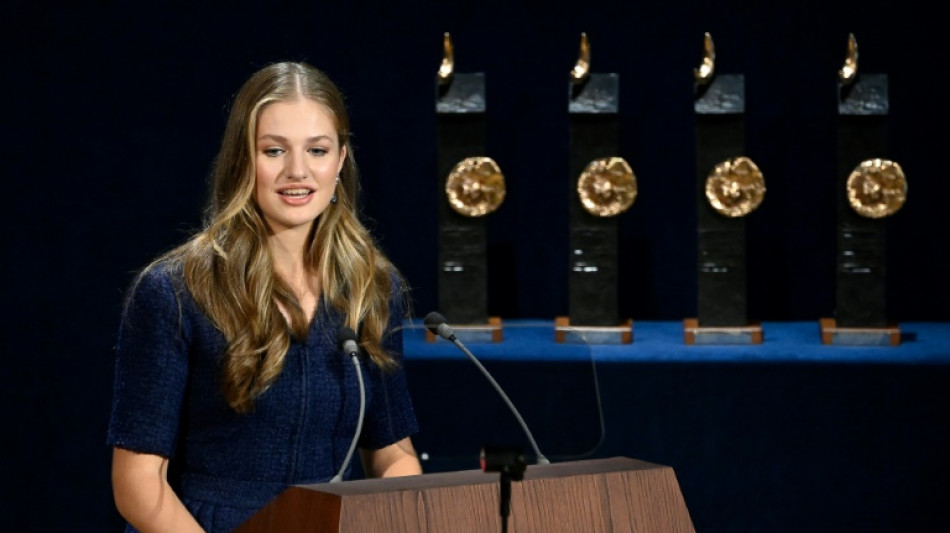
554;317;633;344
683;318;763;345
425;316;503;344
819;318;900;346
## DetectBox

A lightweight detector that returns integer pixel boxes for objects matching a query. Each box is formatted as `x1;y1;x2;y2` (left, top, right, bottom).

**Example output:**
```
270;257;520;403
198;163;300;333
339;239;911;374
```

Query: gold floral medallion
705;156;766;217
577;157;637;217
445;157;506;217
846;158;907;218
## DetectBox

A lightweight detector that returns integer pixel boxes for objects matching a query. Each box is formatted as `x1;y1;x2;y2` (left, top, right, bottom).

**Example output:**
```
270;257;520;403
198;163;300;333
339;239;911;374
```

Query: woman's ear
338;143;348;175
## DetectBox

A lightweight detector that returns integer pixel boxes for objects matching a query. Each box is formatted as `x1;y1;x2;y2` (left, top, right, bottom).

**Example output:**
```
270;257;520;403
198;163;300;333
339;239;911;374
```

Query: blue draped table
401;320;950;363
400;320;950;533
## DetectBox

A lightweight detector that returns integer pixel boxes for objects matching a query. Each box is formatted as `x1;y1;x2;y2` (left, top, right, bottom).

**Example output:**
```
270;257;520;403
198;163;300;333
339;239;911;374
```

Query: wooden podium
235;456;694;532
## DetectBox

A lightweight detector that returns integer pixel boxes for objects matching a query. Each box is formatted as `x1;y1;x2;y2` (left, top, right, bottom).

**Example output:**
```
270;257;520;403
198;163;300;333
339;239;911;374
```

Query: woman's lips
278;187;314;205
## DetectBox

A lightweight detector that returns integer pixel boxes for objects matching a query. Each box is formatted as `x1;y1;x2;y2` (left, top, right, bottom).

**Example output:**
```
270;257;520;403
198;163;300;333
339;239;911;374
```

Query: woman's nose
286;151;308;179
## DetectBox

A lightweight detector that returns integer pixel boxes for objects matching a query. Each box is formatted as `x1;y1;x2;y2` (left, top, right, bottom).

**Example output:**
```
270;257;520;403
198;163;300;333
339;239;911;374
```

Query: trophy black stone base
819;318;900;346
683;318;763;345
554;317;633;345
425;316;503;344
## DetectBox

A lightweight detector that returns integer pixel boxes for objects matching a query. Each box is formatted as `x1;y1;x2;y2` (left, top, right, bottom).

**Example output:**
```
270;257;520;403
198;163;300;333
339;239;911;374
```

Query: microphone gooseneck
331;325;367;483
424;311;550;465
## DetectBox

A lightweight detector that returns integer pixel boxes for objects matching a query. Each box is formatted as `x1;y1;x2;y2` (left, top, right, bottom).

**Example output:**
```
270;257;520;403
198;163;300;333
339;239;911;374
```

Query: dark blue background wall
2;1;945;531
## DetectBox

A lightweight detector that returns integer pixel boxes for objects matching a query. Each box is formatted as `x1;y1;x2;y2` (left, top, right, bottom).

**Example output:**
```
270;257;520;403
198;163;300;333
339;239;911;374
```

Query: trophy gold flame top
838;32;858;86
846;159;907;218
705;156;766;217
570;32;591;83
577;157;638;217
437;32;454;85
445;157;506;217
694;32;716;85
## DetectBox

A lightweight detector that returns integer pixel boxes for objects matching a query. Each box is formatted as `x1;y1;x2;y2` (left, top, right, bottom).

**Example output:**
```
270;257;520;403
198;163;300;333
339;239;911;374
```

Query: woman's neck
268;226;318;300
268;221;308;262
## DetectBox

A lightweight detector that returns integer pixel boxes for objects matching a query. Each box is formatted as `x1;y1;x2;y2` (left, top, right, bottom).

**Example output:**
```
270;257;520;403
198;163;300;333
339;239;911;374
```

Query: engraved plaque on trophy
433;33;505;343
820;33;906;345
684;33;765;345
555;33;635;344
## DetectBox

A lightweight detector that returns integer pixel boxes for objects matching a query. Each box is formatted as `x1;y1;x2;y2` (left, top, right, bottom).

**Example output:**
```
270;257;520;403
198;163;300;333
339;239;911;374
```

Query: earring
331;175;340;204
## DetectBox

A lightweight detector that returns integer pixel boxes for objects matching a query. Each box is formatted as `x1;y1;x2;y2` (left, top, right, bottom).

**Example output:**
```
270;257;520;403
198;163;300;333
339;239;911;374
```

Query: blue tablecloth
401;320;950;364
399;319;950;532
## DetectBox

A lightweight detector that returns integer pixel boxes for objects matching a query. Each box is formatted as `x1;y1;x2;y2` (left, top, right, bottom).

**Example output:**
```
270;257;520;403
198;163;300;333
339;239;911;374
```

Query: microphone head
338;325;360;356
423;312;446;333
423;311;455;341
338;325;359;344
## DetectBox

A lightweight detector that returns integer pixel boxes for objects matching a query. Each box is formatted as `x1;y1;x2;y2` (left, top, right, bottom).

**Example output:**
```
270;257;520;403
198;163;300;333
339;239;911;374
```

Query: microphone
423;311;550;465
331;325;367;482
340;327;360;359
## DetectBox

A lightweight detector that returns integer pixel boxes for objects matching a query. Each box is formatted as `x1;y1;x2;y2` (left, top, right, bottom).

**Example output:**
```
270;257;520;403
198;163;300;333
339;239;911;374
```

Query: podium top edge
293;456;665;496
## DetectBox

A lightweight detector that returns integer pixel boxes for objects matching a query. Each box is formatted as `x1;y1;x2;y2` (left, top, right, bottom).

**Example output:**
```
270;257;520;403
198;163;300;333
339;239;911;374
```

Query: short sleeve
358;273;419;449
106;264;191;458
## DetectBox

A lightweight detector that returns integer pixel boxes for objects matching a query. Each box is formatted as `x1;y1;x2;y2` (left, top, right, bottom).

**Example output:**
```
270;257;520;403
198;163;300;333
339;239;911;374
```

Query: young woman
107;61;421;532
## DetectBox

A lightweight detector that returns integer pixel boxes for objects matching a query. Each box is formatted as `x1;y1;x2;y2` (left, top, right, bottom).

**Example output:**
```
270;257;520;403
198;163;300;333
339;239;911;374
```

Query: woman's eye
309;147;328;156
262;148;284;157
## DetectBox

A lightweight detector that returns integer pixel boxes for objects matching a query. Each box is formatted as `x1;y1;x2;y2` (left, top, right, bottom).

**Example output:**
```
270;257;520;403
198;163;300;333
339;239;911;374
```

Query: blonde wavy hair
155;61;405;413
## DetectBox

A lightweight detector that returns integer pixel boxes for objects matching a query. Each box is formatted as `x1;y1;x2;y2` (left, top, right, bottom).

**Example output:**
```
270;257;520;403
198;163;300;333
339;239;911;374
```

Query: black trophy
433;33;505;343
554;33;637;344
820;33;906;346
684;32;765;345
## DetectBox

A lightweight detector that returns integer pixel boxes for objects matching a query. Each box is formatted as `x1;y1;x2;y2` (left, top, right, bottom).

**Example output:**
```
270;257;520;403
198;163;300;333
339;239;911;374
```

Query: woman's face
253;98;346;235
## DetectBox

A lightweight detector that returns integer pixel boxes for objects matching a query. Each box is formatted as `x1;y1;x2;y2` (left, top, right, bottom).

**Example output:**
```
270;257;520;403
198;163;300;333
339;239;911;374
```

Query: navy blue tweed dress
107;261;419;532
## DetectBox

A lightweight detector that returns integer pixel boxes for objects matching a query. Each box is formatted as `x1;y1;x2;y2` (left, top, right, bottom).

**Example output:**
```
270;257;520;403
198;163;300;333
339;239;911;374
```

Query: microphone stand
330;354;365;482
500;472;514;533
449;335;549;465
481;446;526;533
426;313;549;531
332;327;367;483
